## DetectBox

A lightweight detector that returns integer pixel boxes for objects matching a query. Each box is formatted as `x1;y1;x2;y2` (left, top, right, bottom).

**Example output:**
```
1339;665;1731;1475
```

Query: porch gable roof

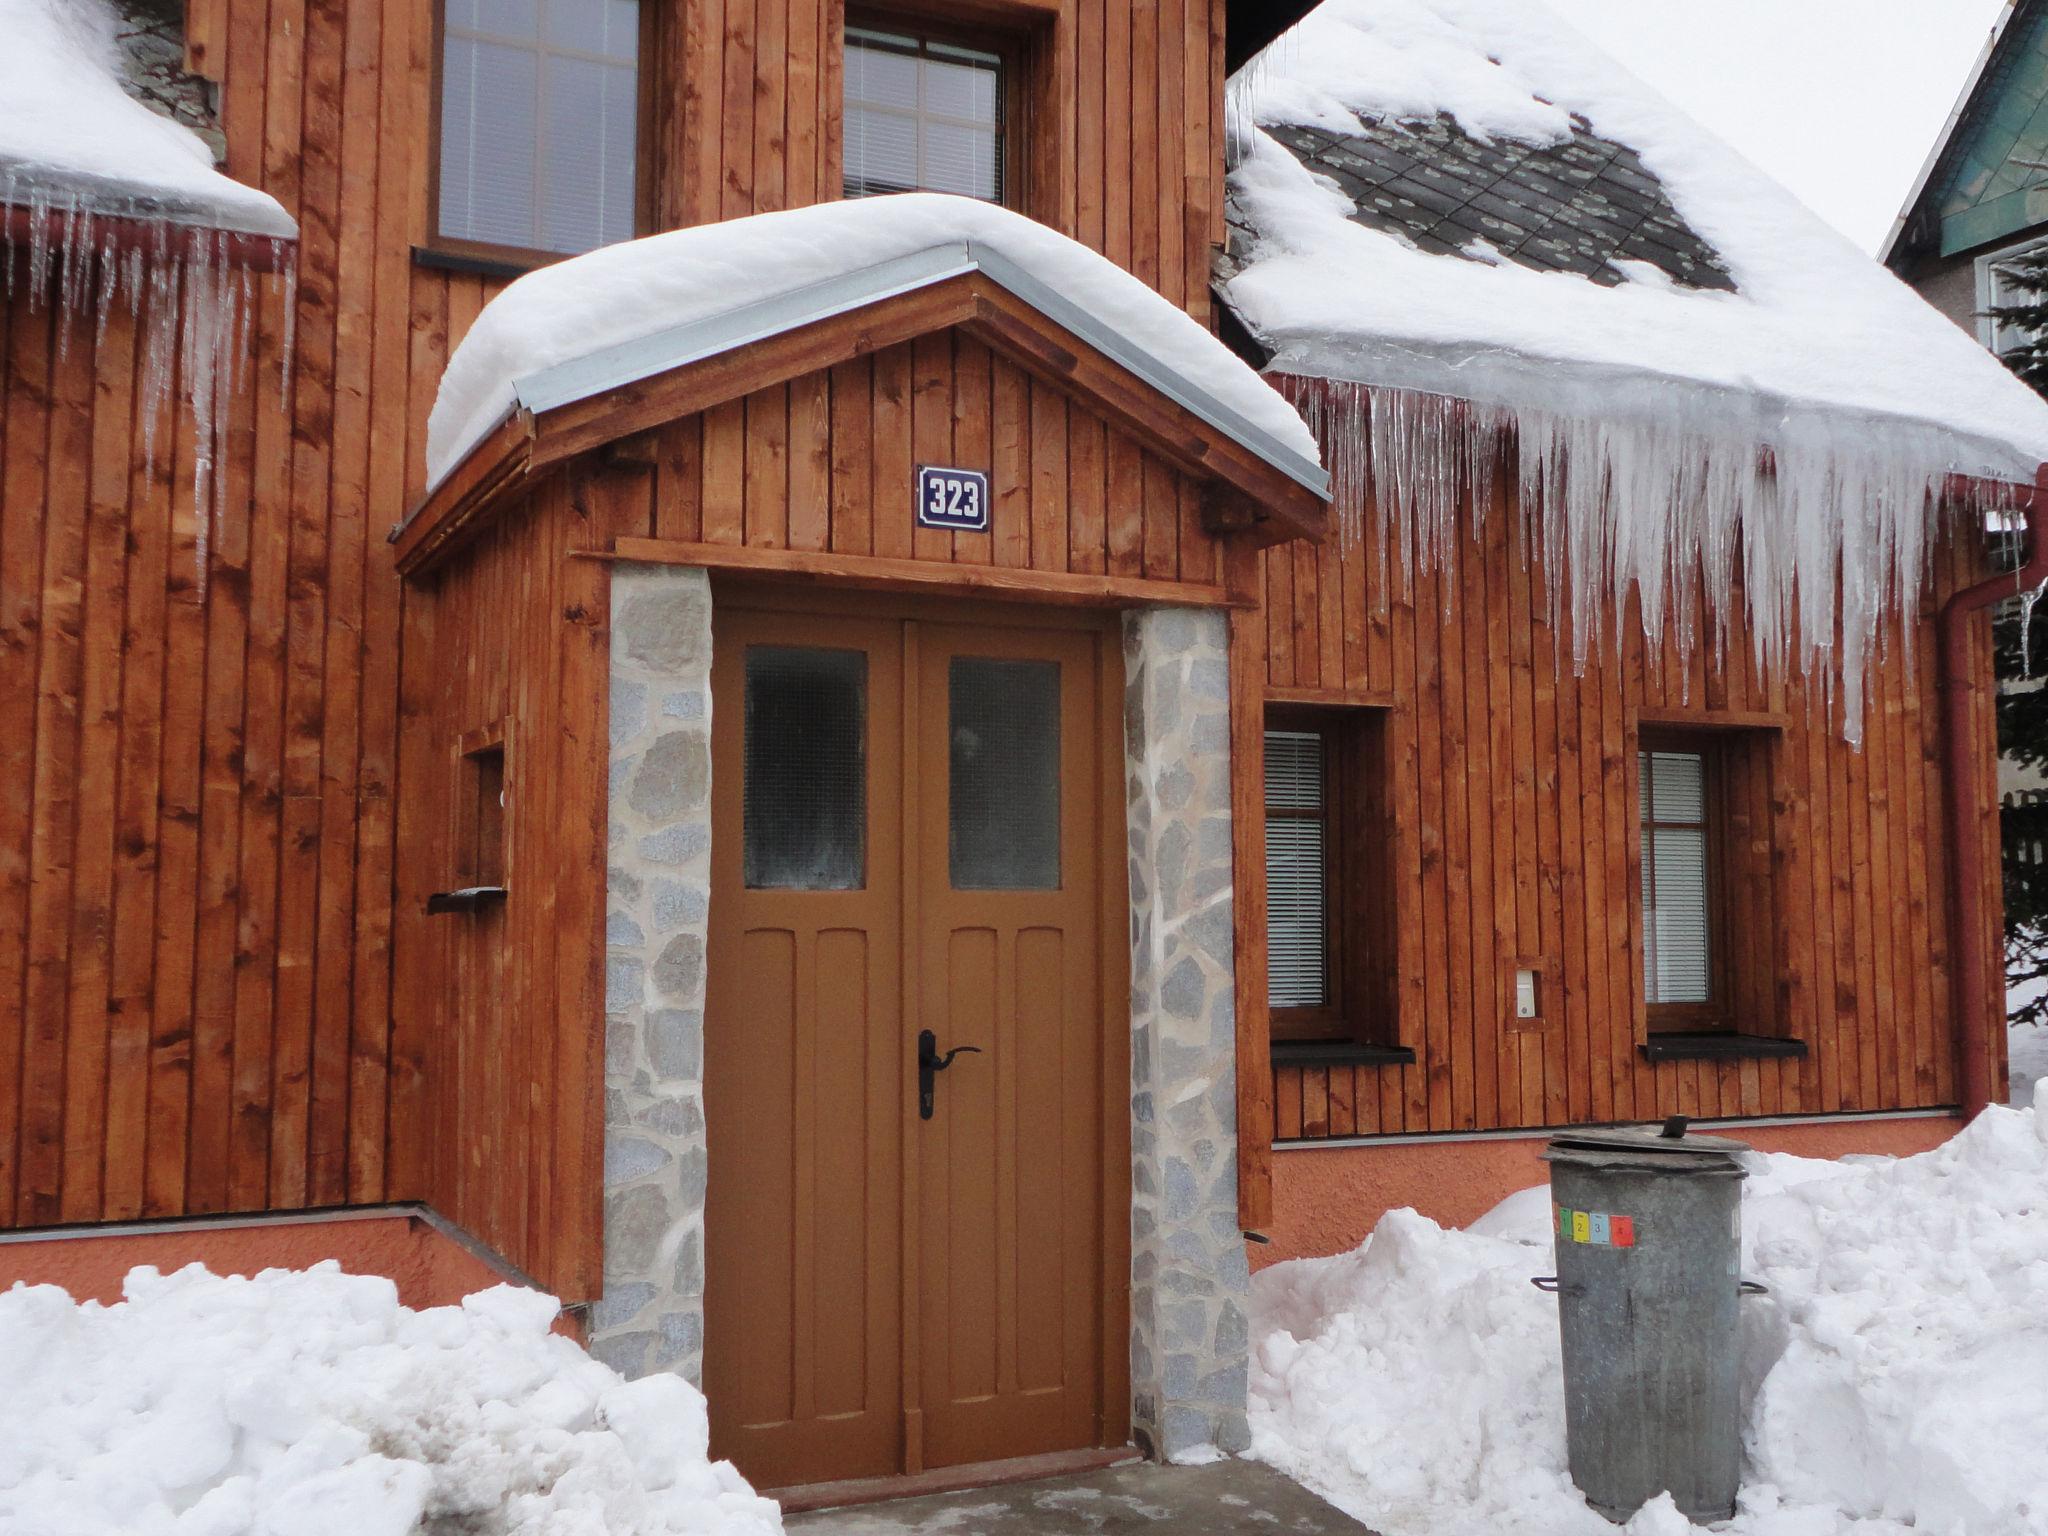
394;240;1332;577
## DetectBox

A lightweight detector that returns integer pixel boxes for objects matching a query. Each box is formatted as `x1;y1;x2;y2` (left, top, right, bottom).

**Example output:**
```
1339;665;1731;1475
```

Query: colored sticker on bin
1556;1205;1636;1248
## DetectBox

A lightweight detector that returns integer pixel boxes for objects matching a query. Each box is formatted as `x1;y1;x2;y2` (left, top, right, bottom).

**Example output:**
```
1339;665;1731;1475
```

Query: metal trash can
1537;1116;1754;1524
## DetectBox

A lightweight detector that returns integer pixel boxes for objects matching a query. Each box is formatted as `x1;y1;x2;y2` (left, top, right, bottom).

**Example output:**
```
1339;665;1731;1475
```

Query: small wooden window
1263;705;1396;1049
1266;727;1334;1017
1640;745;1713;1011
434;0;641;263
460;740;507;888
843;19;1018;206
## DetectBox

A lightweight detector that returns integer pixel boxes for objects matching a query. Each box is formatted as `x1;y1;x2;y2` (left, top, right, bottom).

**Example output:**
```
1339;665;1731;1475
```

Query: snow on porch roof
425;194;1329;494
1219;0;2048;486
0;0;295;244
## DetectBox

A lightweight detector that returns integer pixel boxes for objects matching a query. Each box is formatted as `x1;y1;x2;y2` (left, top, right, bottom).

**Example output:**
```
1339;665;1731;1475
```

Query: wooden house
3;0;2046;1502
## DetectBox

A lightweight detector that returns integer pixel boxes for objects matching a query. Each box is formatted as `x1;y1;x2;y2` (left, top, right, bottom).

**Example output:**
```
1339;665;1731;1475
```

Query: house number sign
916;465;991;532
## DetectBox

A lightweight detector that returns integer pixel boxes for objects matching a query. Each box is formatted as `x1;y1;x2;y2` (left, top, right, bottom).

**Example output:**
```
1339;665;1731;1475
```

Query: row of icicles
1280;374;2034;746
4;180;296;596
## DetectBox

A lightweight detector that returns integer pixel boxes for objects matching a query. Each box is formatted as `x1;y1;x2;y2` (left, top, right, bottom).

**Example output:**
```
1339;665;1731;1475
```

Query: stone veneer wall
1121;606;1253;1460
592;564;715;1382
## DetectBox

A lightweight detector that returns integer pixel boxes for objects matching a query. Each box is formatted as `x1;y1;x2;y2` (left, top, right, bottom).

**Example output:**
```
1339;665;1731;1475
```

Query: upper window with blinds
1266;729;1329;1014
843;25;1008;205
1639;747;1713;1011
437;0;640;260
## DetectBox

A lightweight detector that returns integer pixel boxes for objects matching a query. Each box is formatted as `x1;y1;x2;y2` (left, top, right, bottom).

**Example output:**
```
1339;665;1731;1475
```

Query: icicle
25;185;53;312
93;231;118;351
1275;376;1974;746
2022;581;2046;680
276;239;297;408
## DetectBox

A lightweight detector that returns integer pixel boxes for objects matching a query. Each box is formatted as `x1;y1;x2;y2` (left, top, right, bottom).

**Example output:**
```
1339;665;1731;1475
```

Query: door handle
917;1028;982;1120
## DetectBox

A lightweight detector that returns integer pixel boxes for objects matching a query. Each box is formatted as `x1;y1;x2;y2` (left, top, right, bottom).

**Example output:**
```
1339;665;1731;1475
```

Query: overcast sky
1545;0;2011;253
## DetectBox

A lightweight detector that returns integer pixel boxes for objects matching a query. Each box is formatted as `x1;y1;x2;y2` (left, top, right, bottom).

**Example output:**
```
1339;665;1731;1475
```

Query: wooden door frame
709;579;1134;1469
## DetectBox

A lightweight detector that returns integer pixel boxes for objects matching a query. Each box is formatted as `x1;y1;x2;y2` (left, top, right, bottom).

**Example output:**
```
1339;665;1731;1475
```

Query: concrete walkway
783;1459;1383;1535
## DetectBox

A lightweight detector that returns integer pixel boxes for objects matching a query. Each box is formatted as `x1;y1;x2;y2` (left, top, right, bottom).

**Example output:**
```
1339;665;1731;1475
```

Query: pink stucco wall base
0;1206;581;1337
1255;1115;1961;1269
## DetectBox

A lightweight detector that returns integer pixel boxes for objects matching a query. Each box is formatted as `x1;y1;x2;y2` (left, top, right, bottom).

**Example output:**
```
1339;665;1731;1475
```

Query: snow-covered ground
0;1264;782;1536
1249;1098;2048;1536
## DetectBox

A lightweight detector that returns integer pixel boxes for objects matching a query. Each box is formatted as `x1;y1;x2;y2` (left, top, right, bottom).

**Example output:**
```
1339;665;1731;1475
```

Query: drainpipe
1939;463;2048;1120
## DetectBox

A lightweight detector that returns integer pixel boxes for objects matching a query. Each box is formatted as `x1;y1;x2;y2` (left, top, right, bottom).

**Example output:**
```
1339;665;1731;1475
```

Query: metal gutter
1939;462;2048;1120
510;240;1332;501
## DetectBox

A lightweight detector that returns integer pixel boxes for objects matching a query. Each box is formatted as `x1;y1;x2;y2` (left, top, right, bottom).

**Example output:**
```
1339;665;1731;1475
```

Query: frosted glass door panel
948;658;1060;890
744;647;867;890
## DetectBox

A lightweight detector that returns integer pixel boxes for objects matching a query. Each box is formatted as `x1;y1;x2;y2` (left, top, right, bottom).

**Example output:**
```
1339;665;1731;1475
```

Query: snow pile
0;0;292;236
1250;1100;2048;1536
1225;0;2048;739
0;1263;783;1536
426;193;1323;486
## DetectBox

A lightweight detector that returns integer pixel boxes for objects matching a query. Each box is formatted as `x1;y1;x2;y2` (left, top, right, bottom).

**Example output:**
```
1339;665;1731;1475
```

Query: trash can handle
1530;1276;1584;1296
1738;1280;1769;1297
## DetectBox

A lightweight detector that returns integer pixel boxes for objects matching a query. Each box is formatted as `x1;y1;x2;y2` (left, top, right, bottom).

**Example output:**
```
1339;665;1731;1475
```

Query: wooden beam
1265;684;1397;710
391;412;538;578
1634;707;1790;732
1228;546;1276;1232
962;282;1327;546
598;536;1247;608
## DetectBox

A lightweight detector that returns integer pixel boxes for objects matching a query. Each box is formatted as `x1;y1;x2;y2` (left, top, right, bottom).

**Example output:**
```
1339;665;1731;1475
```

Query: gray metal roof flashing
0;159;300;243
510;240;1332;501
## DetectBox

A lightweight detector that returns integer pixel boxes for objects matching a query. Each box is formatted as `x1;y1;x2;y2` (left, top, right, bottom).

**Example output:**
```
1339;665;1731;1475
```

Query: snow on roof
426;193;1326;490
1222;0;2048;483
0;0;294;240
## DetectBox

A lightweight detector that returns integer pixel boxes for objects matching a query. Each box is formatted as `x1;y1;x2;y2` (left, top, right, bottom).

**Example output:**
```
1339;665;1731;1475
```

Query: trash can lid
1545;1115;1751;1158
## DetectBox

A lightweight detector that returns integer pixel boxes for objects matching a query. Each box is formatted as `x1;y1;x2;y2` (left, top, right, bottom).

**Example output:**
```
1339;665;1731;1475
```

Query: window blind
1639;750;1711;1005
844;28;1003;204
439;0;638;256
1266;730;1327;1009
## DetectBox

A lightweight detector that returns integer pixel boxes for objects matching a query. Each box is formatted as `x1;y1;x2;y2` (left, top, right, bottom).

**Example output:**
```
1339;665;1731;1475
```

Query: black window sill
1638;1033;1808;1063
412;245;547;281
1272;1040;1417;1068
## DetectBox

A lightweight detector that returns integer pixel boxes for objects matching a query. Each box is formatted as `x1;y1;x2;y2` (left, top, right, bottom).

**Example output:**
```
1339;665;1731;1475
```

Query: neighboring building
2;0;2045;1504
1887;0;2048;349
1885;6;2048;816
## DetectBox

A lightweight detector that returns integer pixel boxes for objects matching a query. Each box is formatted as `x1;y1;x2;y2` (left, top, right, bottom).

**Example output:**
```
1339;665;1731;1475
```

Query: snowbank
425;193;1322;486
0;1263;783;1536
0;0;292;238
1225;0;2048;480
1249;1100;2048;1536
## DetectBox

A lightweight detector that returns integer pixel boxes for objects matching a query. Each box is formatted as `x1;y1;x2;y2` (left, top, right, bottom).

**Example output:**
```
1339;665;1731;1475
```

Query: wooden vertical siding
1258;464;2006;1144
0;0;1234;1267
650;0;1227;318
399;471;615;1300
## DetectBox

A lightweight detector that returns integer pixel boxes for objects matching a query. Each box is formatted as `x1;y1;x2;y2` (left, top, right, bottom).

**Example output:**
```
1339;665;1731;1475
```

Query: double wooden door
703;597;1125;1491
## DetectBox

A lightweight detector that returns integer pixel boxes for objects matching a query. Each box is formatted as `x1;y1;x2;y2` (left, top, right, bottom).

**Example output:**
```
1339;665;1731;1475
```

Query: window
1262;707;1402;1053
457;732;507;889
1975;234;2048;356
1639;746;1713;1015
844;23;1009;204
1266;728;1332;1016
436;0;640;261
